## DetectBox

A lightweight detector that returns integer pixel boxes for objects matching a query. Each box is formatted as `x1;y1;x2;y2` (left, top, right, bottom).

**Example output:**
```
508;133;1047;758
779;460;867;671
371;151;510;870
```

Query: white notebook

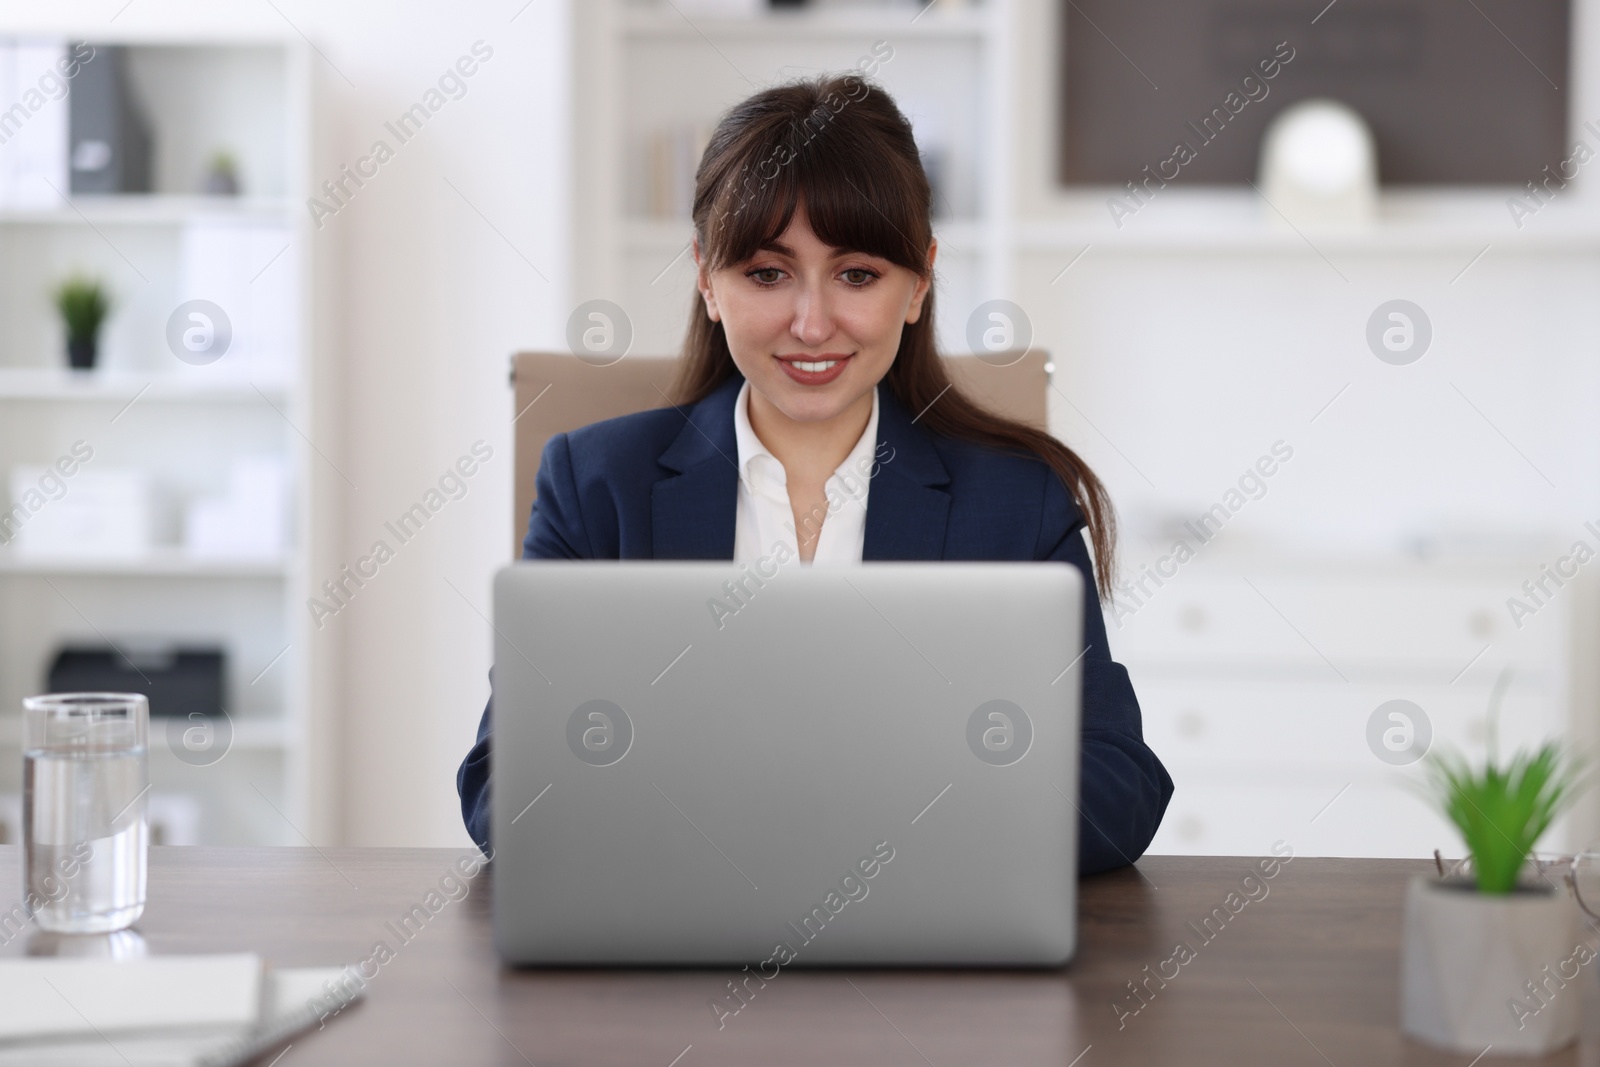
0;954;366;1066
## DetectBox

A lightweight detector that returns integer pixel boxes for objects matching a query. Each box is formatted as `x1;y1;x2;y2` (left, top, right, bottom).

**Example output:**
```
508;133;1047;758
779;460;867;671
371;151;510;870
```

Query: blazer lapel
651;376;952;562
651;376;742;559
863;384;952;560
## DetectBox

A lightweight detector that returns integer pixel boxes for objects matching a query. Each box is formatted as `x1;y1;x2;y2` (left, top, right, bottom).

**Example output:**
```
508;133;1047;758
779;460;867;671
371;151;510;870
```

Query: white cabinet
1114;552;1597;858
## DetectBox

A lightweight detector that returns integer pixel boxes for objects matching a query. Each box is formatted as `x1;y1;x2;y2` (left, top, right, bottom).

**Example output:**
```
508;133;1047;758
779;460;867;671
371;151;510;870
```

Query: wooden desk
0;848;1592;1066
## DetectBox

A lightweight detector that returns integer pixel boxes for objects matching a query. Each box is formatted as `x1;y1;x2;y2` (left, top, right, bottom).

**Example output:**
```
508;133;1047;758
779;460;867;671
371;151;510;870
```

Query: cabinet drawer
1151;773;1583;858
1148;774;1459;858
1136;678;1557;772
1110;574;1534;673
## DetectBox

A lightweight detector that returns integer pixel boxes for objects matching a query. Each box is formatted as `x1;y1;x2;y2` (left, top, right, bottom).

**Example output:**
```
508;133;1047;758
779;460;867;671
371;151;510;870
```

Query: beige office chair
510;349;1051;557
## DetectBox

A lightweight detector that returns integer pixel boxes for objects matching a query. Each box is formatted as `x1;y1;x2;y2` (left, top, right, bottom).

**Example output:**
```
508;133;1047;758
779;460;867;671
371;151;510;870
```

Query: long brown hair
670;72;1117;598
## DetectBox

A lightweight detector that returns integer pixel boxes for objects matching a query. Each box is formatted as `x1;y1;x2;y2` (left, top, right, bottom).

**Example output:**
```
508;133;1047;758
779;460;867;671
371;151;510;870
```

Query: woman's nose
789;283;835;346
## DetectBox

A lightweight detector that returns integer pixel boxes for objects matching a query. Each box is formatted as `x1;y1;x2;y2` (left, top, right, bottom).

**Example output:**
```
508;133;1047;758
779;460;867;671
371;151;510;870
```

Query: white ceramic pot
1401;875;1583;1055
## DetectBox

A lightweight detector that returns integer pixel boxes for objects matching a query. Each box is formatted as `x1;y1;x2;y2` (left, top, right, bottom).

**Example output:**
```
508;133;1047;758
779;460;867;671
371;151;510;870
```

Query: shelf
0;548;288;578
186;718;293;751
0;195;293;226
0;716;292;750
0;368;290;403
619;4;994;40
1013;191;1600;254
1014;220;1600;254
618;202;1600;258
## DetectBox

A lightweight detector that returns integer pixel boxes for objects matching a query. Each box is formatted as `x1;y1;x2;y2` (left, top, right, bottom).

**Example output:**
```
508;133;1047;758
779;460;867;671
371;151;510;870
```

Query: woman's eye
744;266;878;287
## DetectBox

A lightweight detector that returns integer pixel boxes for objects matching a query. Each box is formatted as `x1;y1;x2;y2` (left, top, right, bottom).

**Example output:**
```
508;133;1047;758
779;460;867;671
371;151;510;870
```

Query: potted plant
52;275;110;371
203;150;240;196
1401;734;1589;1054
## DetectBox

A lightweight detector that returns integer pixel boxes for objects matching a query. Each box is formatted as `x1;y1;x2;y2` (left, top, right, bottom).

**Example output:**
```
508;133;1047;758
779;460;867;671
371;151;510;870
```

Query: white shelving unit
0;36;337;846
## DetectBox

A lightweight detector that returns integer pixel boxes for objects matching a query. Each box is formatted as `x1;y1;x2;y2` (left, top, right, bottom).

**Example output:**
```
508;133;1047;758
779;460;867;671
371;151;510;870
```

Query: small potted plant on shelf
52;275;110;371
1402;730;1589;1055
203;149;240;196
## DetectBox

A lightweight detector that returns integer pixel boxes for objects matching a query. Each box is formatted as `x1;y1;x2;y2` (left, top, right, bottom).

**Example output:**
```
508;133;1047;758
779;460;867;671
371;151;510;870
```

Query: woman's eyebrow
755;239;875;258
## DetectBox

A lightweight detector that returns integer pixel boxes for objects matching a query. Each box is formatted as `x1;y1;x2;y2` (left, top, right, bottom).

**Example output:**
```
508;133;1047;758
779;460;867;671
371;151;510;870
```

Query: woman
457;72;1172;875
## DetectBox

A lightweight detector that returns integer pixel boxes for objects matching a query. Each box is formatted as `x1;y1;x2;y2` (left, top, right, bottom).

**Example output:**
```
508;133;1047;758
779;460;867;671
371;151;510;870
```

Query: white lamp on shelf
1257;98;1378;228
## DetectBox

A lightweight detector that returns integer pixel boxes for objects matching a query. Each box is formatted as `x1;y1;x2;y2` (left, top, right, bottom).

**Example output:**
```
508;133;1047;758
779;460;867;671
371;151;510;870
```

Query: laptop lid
491;561;1083;966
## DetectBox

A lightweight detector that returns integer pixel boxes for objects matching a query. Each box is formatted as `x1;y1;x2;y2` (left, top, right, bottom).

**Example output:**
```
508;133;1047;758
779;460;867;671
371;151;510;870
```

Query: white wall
0;0;572;845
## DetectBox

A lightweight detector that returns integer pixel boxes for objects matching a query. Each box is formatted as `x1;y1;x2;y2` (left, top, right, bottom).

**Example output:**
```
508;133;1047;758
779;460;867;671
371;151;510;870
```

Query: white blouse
731;378;880;566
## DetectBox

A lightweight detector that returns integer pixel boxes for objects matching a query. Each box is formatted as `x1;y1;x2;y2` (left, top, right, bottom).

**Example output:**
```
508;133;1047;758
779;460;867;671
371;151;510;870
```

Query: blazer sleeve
1035;471;1175;875
456;433;589;852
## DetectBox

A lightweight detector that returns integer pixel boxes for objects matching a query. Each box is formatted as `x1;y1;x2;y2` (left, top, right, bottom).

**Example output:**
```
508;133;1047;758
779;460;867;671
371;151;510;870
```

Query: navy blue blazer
456;373;1173;875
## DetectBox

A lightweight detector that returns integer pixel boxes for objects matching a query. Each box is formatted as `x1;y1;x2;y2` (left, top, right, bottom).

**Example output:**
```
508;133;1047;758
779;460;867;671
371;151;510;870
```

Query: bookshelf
0;36;337;846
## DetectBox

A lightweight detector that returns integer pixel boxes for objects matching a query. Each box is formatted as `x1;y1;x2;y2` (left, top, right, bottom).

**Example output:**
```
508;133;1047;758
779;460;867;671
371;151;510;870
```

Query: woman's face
695;203;934;428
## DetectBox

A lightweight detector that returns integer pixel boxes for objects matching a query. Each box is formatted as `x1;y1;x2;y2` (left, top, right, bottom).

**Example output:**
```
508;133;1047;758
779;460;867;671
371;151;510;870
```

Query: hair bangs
701;103;928;277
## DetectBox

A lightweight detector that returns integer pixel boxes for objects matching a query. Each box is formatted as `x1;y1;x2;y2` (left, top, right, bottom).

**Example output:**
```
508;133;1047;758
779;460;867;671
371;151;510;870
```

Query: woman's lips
776;353;851;386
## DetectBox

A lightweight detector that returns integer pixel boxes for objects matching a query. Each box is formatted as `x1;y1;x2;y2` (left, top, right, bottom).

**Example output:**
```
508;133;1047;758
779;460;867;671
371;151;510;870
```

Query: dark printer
47;645;226;718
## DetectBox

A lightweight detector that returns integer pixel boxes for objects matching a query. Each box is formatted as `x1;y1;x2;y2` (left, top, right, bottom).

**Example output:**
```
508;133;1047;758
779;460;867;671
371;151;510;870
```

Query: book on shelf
0;40;70;210
645;122;714;220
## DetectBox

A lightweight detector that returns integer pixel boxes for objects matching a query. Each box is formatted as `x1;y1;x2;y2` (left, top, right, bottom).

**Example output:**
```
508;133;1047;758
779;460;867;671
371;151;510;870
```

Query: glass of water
22;693;149;933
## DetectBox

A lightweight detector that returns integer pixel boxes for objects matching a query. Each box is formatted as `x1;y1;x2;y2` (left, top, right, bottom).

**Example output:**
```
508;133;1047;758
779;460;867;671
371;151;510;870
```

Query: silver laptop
491;561;1083;966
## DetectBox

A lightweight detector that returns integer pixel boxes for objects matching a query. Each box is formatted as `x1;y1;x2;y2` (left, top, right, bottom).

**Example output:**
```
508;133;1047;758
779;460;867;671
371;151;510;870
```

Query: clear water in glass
21;694;148;934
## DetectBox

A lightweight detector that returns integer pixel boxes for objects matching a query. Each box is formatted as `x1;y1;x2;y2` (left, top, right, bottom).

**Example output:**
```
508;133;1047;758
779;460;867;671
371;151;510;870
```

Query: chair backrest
510;349;1051;557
